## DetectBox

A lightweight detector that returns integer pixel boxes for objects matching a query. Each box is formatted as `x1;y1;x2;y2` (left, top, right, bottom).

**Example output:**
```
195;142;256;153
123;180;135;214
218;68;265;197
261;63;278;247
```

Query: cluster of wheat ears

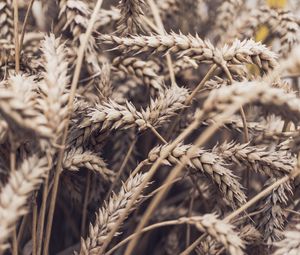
1;0;300;254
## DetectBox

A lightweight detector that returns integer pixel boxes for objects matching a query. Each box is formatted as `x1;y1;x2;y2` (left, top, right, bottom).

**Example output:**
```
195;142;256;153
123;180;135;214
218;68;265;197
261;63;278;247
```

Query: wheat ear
0;75;52;139
274;224;300;255
203;81;300;124
0;0;14;42
79;172;148;255
148;143;246;208
68;86;188;146
116;0;146;35
214;142;295;177
63;147;115;182
0;156;49;252
38;34;69;139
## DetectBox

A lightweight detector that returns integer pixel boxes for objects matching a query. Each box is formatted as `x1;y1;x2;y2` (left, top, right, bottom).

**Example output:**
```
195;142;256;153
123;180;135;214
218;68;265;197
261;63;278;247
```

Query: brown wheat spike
0;0;13;42
148;143;246;208
110;129;137;173
63;147;115;182
95;7;121;31
67;86;188;146
58;0;90;42
37;34;69;138
254;180;293;244
203;81;300;124
224;5;278;42
101;33;277;73
99;32;210;55
112;56;164;92
79;172;148;255
156;0;179;22
214;0;243;37
183;214;244;255
274;224;300;255
58;0;98;71
213;142;295;177
0;75;53;139
94;62;113;103
0;155;49;252
217;39;278;73
276;10;300;57
0;119;8;144
116;0;146;36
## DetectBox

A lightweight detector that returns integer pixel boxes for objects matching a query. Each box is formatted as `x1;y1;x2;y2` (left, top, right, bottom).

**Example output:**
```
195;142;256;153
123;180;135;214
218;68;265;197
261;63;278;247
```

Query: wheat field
0;0;300;254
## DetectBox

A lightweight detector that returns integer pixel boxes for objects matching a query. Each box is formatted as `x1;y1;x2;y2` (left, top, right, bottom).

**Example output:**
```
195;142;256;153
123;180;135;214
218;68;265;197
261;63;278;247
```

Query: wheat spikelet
95;7;121;30
79;172;148;255
101;33;277;73
94;62;113;103
116;0;146;35
68;86;188;146
276;10;300;57
58;0;90;42
109;130;137;173
214;142;295;177
0;0;13;42
274;224;300;255
100;32;210;55
156;0;179;21
214;0;243;37
0;155;49;252
112;56;164;91
219;39;278;73
63;147;115;181
37;34;69;139
0;75;53;139
0;119;7;144
58;0;98;72
255;180;292;244
148;143;246;208
203;81;300;124
184;214;244;255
